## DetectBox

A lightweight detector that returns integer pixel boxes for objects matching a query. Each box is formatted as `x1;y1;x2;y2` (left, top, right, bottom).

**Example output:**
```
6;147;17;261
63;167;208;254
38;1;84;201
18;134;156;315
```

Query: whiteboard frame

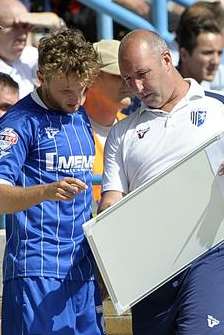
84;132;224;315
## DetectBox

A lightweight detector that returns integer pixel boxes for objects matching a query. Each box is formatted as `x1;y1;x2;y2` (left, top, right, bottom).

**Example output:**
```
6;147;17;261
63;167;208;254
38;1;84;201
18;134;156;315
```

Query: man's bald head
0;0;28;27
119;29;169;60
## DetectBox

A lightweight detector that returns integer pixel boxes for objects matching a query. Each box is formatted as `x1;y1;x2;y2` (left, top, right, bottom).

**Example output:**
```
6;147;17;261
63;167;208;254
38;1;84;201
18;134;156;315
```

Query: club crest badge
191;110;207;127
45;127;60;139
0;128;18;158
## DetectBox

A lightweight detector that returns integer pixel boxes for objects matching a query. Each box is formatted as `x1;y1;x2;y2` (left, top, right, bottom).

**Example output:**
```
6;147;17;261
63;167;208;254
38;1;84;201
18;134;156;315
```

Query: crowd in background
0;1;224;334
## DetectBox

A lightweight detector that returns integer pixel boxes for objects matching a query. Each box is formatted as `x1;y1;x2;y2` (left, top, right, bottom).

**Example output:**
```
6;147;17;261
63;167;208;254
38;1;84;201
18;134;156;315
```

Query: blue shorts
2;277;105;335
132;245;224;335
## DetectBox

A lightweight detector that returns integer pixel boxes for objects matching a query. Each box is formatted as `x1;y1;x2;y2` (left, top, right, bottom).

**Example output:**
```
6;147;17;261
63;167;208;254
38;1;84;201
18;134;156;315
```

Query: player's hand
44;177;88;201
218;162;224;176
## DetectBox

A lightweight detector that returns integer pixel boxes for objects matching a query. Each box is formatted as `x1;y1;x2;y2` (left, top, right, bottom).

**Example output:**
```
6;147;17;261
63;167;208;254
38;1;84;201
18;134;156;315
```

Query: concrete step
103;299;132;335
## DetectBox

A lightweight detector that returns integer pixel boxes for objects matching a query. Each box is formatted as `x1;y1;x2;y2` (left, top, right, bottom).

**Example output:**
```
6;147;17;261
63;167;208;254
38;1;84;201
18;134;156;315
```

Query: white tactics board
83;134;224;315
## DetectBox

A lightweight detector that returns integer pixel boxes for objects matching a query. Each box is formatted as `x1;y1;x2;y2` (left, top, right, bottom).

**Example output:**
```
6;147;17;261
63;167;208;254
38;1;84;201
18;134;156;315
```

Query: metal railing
77;0;196;42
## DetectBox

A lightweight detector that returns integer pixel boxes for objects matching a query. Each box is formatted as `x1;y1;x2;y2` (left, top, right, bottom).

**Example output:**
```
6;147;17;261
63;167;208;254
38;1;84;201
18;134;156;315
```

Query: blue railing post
97;0;113;39
174;0;196;6
92;175;102;185
151;0;168;38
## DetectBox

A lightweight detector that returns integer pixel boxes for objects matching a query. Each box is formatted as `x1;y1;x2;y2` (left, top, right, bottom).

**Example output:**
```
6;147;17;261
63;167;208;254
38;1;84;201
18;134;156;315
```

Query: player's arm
97;190;124;214
0;177;87;214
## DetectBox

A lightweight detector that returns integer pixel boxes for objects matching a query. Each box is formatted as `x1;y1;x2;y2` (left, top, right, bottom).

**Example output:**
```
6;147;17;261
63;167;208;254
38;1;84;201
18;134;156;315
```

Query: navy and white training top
0;90;95;281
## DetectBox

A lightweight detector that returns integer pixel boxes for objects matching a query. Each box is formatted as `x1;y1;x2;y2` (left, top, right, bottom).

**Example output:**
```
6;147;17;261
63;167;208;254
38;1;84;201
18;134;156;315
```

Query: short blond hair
38;28;100;86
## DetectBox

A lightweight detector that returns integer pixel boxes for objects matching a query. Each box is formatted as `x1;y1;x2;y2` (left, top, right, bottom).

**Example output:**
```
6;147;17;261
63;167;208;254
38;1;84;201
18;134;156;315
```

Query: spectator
192;1;224;91
0;0;38;98
0;28;105;335
84;39;130;204
176;13;223;85
174;1;224;93
0;0;65;98
0;72;19;117
99;29;224;335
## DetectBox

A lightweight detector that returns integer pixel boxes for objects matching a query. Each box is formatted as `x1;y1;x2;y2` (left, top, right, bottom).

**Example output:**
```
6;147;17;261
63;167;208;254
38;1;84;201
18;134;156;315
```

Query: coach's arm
97;190;125;214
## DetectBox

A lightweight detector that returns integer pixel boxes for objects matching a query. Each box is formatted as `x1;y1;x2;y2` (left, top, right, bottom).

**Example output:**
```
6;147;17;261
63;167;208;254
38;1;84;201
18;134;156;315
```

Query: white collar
31;89;49;110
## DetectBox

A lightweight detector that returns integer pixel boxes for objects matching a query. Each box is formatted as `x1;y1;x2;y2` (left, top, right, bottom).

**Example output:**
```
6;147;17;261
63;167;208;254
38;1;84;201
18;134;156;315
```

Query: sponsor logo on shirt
46;153;94;172
136;126;151;139
191;110;207;127
207;315;220;328
0;128;18;159
45;127;60;139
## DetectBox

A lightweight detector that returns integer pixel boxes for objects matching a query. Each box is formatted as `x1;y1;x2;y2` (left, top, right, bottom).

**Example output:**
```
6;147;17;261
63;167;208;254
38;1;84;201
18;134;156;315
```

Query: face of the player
40;73;87;114
119;42;174;109
0;86;19;117
181;32;223;83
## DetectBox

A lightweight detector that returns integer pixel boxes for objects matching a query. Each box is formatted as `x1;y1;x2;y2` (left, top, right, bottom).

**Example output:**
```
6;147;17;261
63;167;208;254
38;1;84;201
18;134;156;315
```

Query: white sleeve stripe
0;179;13;186
61;119;77;274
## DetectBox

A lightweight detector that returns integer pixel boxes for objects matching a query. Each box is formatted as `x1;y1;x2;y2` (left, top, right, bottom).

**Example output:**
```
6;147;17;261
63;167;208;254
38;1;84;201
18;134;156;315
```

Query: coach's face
119;40;174;109
38;72;87;113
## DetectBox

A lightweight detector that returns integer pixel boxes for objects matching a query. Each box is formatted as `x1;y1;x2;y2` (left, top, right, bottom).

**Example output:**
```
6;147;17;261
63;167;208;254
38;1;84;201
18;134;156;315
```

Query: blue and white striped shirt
0;91;95;281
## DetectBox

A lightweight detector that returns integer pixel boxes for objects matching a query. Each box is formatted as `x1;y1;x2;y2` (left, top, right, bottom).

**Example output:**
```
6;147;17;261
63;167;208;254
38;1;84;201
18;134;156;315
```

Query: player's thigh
73;279;105;335
176;246;224;335
2;278;24;335
2;277;104;335
2;277;76;335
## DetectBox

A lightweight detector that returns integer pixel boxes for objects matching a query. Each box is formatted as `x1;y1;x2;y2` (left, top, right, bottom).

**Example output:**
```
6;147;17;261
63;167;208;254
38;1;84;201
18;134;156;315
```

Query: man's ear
37;70;44;85
161;50;173;69
180;47;190;62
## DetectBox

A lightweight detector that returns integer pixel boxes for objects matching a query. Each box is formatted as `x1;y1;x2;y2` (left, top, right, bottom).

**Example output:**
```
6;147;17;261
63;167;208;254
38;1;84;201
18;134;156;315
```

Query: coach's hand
218;162;224;176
